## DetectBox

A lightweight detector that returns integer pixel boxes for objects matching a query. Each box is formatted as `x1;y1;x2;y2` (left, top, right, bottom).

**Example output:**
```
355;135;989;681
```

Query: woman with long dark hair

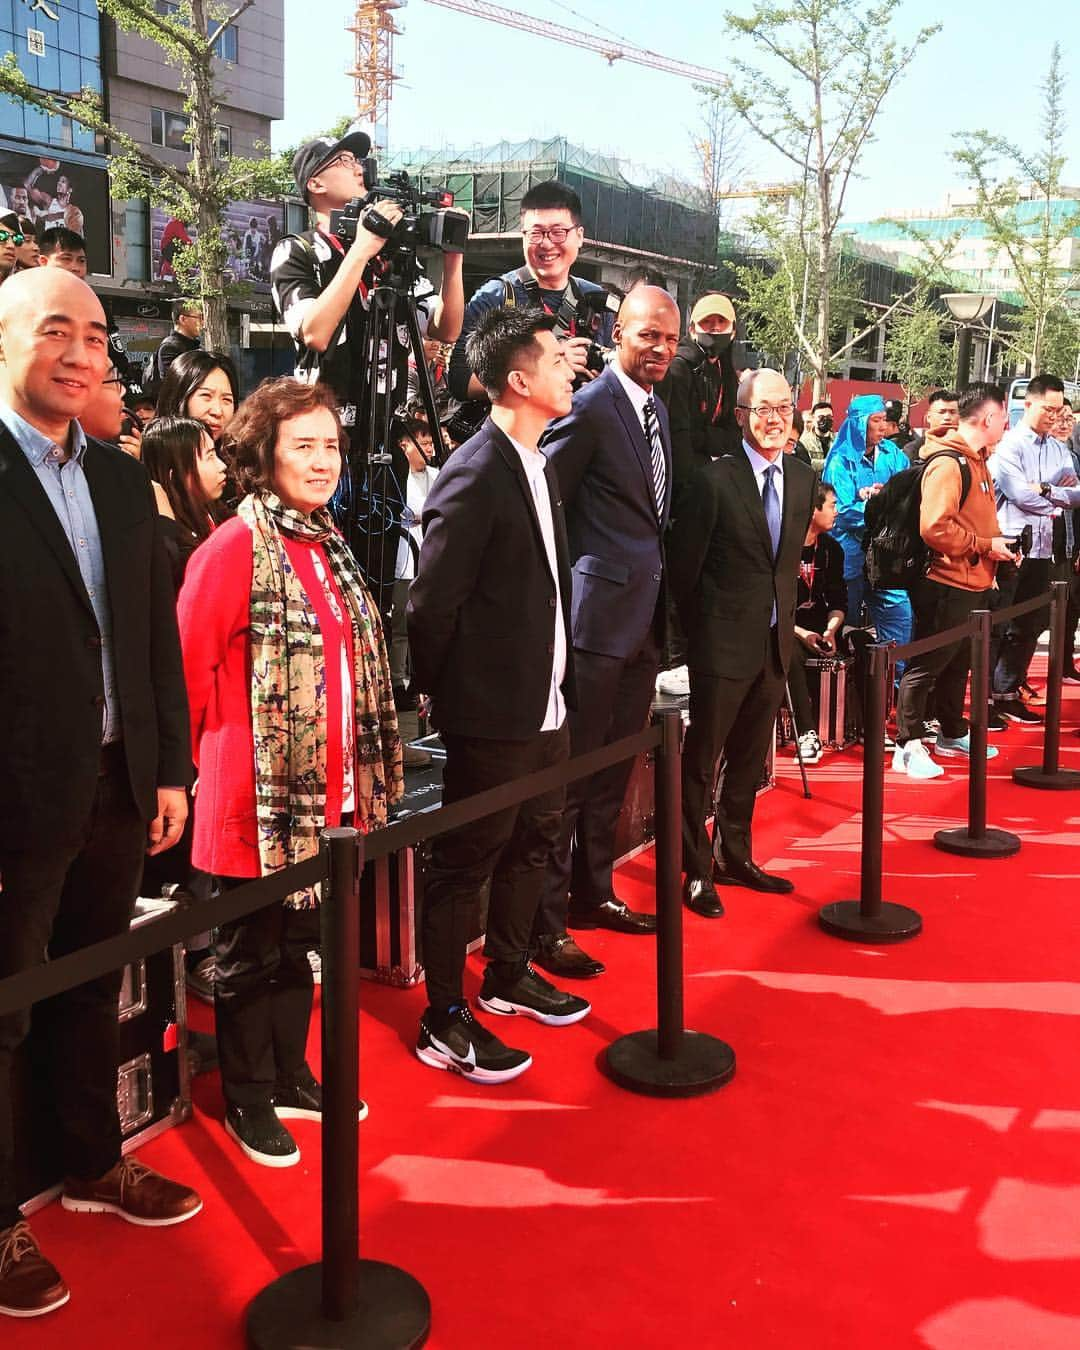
143;415;229;587
156;349;240;447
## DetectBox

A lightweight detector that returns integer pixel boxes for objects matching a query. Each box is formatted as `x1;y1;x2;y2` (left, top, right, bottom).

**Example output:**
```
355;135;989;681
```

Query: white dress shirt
611;357;652;425
507;433;567;732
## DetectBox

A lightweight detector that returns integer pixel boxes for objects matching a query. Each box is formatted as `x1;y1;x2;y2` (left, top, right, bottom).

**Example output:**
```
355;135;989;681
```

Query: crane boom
422;0;727;86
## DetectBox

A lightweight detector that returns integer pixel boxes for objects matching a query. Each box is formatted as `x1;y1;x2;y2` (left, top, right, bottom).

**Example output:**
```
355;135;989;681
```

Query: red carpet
11;674;1080;1349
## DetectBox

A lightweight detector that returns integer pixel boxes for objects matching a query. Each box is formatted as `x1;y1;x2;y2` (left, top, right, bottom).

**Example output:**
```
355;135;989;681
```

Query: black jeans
0;748;146;1227
991;557;1063;697
895;579;991;744
213;885;319;1110
423;724;569;1012
681;632;785;878
534;640;660;939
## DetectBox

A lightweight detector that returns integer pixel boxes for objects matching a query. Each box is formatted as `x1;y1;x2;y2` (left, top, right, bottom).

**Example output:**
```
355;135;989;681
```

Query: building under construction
384;137;720;307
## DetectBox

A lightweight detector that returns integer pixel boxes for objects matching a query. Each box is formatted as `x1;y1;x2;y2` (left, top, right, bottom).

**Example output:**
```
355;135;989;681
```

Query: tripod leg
785;682;812;800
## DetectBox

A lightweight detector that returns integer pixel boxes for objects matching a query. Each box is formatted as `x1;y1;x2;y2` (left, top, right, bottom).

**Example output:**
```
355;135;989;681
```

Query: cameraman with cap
447;182;614;428
270;123;464;428
656;291;742;503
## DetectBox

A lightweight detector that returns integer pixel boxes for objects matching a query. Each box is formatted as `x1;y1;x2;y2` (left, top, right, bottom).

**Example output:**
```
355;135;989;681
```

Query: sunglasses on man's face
0;230;25;246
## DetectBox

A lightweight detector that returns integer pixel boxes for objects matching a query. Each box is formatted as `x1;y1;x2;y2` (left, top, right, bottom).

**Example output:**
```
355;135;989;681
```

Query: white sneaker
892;739;944;779
656;665;690;697
795;731;823;765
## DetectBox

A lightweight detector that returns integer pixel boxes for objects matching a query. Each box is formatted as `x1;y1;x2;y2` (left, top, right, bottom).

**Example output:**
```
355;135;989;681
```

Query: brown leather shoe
62;1157;202;1227
0;1222;70;1318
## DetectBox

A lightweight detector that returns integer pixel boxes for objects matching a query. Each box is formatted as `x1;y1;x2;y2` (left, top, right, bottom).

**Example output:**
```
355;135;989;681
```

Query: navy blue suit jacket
541;364;672;659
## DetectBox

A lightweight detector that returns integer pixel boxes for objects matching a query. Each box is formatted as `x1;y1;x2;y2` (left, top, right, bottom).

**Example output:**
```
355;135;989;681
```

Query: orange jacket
919;430;1000;591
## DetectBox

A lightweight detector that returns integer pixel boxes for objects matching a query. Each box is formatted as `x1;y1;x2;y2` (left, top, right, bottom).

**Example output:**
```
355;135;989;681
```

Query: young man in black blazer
407;308;590;1085
0;268;199;1319
668;368;815;915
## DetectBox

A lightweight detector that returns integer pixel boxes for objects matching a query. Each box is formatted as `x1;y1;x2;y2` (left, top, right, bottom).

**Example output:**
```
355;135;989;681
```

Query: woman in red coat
177;378;402;1166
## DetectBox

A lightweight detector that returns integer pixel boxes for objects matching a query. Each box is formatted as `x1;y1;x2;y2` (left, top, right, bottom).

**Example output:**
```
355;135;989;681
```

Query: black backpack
863;450;972;590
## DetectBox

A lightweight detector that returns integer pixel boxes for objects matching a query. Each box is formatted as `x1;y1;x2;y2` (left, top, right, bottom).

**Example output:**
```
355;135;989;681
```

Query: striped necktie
643;396;667;518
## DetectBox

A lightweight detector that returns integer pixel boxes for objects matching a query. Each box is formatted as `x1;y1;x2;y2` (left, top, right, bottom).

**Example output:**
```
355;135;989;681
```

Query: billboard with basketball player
0;149;111;275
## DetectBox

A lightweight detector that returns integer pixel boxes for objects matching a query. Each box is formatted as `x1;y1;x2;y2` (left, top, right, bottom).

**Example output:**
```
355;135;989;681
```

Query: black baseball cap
291;123;372;202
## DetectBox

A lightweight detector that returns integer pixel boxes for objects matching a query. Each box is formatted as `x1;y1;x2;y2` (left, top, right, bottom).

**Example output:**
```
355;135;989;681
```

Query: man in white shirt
407;308;590;1084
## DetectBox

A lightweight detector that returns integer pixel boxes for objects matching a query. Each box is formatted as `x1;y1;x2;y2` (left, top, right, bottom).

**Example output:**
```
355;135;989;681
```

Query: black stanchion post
246;829;430;1350
1014;580;1080;789
606;708;736;1096
818;644;922;942
934;609;1020;858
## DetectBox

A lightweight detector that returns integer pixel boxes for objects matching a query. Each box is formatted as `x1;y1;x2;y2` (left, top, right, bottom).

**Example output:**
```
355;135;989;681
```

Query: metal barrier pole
934;609;1020;858
1014;579;1080;789
819;643;922;942
247;829;431;1350
606;708;736;1096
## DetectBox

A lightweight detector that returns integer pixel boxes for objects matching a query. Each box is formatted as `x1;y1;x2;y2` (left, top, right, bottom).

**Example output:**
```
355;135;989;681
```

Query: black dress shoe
566;898;657;934
1063;664;1080;684
533;933;606;979
683;877;724;918
712;858;794;894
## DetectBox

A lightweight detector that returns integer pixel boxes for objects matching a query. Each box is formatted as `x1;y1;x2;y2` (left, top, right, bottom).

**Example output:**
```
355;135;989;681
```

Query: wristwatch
1039;482;1053;498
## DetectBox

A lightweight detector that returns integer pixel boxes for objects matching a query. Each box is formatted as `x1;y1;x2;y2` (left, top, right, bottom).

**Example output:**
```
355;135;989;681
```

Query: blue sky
274;0;1079;222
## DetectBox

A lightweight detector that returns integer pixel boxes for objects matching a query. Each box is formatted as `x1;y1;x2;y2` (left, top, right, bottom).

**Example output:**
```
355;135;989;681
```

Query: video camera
575;287;620;375
329;160;469;258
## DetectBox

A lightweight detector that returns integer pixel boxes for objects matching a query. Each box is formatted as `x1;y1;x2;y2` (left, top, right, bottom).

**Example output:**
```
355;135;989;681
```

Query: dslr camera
575;288;619;376
329;160;469;258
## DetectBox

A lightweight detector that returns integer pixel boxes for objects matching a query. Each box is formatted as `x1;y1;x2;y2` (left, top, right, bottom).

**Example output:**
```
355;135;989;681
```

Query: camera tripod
334;253;449;619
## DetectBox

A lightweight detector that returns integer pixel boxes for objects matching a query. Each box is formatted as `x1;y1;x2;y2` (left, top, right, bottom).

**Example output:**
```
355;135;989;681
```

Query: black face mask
696;330;733;358
817;414;833;434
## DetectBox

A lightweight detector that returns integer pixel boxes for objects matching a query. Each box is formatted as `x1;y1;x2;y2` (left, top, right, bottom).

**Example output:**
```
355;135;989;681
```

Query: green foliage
883;288;954;401
0;1;292;350
953;43;1080;370
719;0;940;396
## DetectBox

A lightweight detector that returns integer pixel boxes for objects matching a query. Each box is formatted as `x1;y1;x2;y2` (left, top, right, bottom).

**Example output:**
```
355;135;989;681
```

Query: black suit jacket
541;363;671;659
0;422;192;851
407;418;576;740
668;447;816;679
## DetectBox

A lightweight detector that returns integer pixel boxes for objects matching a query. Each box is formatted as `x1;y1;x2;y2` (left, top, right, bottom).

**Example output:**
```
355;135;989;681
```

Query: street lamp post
943;293;995;390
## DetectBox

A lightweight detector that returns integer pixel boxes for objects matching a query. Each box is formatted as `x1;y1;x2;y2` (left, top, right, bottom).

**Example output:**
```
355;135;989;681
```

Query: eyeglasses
103;373;125;388
738;401;794;420
523;226;580;244
321;151;359;173
0;230;26;246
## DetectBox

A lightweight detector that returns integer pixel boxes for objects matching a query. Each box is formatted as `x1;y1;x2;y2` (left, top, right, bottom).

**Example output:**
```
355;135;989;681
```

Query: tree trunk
189;0;228;353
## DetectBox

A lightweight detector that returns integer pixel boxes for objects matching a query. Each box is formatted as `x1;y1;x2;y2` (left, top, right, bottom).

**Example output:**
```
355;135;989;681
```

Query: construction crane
422;0;727;85
348;1;406;157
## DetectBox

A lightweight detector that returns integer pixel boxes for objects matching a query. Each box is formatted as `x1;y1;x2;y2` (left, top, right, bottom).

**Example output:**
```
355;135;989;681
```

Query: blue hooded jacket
822;395;909;580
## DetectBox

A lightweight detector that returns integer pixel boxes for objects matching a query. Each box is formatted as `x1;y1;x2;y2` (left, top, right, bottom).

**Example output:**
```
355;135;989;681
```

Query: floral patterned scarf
238;492;403;907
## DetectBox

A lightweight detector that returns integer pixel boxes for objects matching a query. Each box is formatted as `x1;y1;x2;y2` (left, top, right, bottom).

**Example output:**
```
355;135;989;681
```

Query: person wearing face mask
799;402;834;471
656;292;741;506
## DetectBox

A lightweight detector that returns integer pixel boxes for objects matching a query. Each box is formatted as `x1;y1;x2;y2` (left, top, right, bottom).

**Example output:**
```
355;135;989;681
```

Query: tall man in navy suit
533;286;680;979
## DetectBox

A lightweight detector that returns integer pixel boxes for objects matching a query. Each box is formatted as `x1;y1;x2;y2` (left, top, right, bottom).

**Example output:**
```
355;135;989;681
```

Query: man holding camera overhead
270;123;465;429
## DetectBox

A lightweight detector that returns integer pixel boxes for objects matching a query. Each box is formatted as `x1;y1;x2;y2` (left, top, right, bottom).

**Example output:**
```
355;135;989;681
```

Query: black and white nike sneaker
478;964;591;1027
415;1005;531;1084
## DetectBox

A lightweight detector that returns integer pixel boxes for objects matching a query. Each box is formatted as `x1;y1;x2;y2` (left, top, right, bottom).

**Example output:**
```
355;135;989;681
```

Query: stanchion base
818;900;922;944
933;825;1022;858
1012;765;1080;791
605;1029;735;1097
246;1261;430;1350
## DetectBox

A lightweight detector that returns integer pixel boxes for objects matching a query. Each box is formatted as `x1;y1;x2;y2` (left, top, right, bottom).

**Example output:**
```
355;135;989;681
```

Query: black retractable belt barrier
934;609;1021;858
818;643;923;943
606;709;736;1096
246;829;431;1350
1013;579;1080;790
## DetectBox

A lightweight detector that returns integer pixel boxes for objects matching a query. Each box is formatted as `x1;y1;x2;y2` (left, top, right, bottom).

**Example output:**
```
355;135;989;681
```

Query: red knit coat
177;516;353;879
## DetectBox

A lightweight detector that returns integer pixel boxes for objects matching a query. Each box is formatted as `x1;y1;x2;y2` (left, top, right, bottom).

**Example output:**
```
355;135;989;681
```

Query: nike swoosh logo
431;1032;476;1073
